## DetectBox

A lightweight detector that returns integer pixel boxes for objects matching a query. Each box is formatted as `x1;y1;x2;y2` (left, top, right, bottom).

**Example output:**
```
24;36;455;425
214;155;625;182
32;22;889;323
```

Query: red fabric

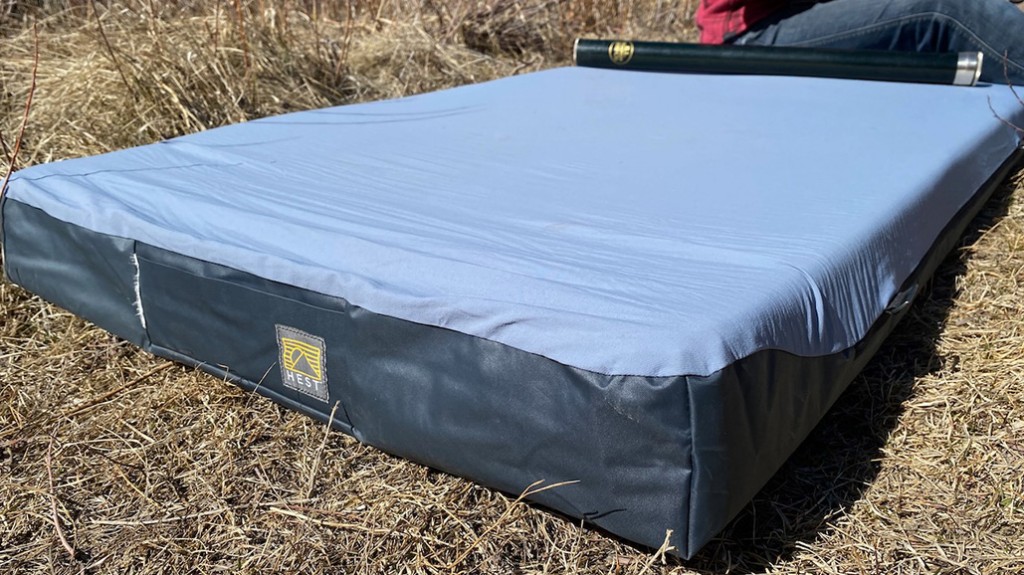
696;0;788;44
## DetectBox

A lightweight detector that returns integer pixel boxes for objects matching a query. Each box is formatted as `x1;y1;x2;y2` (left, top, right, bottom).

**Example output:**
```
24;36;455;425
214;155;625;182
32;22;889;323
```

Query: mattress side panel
684;147;1024;557
685;340;874;556
1;199;147;347
133;242;695;556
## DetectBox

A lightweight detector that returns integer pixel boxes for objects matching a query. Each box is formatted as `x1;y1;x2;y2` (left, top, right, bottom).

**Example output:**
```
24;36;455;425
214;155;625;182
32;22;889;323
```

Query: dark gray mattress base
2;147;1021;558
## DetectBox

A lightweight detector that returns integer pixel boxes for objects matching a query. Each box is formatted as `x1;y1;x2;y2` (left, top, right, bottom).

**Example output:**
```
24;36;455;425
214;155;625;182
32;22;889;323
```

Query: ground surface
2;2;1023;573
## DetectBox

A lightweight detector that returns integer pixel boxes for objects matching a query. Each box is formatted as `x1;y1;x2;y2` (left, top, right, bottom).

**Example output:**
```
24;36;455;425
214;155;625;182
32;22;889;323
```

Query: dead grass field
2;2;1023;573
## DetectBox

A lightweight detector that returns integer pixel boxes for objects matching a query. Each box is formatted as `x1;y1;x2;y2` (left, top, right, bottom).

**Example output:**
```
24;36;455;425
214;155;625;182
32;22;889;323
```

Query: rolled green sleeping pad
573;39;983;86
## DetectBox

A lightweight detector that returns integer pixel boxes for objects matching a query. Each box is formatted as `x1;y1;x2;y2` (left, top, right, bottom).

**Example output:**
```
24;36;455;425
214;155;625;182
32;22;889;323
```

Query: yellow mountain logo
281;337;323;381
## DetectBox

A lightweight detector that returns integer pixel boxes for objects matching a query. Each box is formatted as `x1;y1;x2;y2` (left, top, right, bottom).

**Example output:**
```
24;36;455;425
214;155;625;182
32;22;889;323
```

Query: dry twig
305;400;341;499
89;0;135;98
45;436;82;571
58;361;175;419
448;478;580;570
0;22;37;200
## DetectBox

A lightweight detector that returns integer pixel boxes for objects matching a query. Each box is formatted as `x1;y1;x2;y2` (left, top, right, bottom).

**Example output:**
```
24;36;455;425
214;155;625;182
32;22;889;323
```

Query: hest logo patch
276;325;329;402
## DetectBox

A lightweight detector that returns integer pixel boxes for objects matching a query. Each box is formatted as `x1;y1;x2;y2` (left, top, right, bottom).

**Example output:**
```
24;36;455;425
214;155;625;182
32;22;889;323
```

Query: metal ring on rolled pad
954;52;983;86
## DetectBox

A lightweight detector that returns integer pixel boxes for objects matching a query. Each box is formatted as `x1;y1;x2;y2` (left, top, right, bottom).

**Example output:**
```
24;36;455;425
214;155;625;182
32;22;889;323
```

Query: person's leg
733;0;1024;84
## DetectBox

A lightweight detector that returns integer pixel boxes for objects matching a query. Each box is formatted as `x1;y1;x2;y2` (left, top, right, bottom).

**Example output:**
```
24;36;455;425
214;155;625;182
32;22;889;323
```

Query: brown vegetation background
1;1;1023;573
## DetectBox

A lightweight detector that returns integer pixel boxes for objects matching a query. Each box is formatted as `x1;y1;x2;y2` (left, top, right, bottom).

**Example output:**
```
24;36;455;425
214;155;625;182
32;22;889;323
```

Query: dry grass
2;1;1023;573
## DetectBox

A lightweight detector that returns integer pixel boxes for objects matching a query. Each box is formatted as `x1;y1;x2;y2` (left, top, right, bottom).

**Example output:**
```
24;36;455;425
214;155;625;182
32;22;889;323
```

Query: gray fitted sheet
6;67;1023;378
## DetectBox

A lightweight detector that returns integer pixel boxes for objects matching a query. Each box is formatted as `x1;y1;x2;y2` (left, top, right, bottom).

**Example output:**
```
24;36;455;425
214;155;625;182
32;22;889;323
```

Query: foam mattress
3;67;1023;558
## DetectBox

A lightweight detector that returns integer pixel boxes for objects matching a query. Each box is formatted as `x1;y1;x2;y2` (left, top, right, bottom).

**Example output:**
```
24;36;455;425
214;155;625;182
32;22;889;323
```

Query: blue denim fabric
733;0;1024;85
